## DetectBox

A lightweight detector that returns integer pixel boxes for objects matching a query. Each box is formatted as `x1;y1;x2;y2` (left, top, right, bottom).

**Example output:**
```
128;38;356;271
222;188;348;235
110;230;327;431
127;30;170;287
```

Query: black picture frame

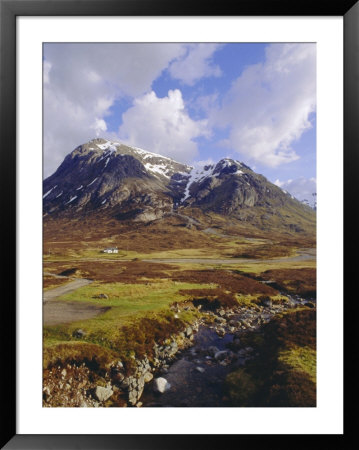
1;0;357;448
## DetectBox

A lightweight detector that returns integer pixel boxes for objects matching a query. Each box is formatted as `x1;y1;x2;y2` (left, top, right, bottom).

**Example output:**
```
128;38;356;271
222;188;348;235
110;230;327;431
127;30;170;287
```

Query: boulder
93;293;109;299
94;386;113;402
72;329;86;338
143;372;153;383
215;350;229;361
153;377;171;394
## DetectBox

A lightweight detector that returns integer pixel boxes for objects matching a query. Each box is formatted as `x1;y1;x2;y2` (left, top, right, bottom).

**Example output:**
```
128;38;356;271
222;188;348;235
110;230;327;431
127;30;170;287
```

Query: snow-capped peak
182;158;245;201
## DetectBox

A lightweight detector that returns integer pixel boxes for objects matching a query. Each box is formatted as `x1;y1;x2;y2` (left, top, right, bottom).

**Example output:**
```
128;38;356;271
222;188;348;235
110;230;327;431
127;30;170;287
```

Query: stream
141;294;314;407
141;326;235;407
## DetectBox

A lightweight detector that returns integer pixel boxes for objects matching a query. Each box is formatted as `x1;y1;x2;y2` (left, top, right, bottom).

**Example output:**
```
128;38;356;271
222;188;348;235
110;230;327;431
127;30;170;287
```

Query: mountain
43;138;315;233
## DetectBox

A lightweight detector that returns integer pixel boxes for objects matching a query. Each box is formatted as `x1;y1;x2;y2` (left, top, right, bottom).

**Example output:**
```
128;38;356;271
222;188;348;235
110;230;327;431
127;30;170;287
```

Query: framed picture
1;0;356;448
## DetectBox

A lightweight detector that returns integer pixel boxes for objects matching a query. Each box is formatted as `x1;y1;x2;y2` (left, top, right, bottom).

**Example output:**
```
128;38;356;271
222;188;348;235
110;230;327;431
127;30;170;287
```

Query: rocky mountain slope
43;138;315;233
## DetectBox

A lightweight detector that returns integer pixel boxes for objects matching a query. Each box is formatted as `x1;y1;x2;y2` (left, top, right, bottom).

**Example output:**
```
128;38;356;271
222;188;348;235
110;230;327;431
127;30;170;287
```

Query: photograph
42;42;317;408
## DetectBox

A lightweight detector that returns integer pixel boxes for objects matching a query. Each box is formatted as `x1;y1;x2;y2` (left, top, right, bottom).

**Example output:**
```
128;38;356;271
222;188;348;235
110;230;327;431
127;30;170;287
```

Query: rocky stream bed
43;294;315;408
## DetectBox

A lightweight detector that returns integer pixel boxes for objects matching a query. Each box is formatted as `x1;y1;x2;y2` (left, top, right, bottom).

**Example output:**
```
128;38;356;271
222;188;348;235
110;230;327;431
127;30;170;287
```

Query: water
141;326;236;407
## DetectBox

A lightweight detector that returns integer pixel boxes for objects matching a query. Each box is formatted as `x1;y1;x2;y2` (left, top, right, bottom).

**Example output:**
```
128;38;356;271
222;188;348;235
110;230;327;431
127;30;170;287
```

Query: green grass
278;345;316;383
43;280;216;369
54;280;215;310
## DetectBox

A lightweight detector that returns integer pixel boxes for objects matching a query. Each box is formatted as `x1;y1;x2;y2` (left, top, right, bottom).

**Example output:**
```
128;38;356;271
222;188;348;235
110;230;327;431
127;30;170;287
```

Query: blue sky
43;43;316;203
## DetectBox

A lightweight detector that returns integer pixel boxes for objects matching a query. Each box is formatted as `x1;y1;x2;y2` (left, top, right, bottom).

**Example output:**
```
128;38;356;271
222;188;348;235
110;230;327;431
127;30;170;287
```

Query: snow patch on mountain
88;177;98;187
43;185;57;199
182;165;214;201
66;195;77;204
182;159;244;201
144;162;171;178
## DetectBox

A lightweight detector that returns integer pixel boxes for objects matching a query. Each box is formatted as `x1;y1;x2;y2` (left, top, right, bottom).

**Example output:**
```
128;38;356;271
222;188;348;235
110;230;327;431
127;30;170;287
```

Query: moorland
43;212;316;408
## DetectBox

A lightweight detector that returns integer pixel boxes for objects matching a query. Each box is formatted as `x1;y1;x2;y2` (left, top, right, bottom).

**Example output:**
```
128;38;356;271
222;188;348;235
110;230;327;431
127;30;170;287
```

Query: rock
214;317;226;324
259;296;272;307
72;329;86;338
153;377;171;394
93;293;109;299
128;389;138;405
137;377;145;390
214;350;229;361
219;309;226;316
94;386;113;402
112;372;125;384
61;368;67;378
195;366;205;373
208;346;220;357
144;372;153;383
43;386;51;401
185;326;193;337
216;327;226;337
121;377;131;389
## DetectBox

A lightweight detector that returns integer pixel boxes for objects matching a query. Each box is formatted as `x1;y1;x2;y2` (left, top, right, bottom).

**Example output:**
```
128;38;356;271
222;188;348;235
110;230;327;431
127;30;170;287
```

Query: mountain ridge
43;138;315;234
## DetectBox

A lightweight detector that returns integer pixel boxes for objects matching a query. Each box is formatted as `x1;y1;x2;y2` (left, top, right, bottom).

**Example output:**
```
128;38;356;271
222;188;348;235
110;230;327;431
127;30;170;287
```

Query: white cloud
274;177;317;205
94;119;107;137
212;43;316;167
118;89;208;162
169;44;222;85
43;43;186;177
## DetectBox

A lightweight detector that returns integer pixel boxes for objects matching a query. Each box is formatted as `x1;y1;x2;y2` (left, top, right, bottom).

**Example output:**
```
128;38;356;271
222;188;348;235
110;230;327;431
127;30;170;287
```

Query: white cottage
103;247;119;254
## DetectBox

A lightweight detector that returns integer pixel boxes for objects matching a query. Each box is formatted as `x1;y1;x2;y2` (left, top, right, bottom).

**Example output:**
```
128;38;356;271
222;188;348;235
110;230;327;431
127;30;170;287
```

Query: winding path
43;278;93;303
43;277;111;326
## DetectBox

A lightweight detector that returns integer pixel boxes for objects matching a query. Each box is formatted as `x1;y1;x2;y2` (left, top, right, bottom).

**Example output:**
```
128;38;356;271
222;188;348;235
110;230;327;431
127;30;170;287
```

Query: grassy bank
225;308;316;407
43;280;213;371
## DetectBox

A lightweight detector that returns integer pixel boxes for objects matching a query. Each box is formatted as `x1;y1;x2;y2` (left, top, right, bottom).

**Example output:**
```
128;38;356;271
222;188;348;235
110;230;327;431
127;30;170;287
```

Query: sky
43;43;316;204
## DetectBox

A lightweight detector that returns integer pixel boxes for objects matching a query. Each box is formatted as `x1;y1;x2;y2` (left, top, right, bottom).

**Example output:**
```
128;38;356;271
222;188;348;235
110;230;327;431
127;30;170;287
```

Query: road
43;277;106;326
44;247;316;265
143;248;316;265
43;278;93;303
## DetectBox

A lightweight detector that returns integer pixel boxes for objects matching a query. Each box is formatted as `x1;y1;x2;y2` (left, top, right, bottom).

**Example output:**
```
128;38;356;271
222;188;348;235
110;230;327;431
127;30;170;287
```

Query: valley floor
42;218;316;408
